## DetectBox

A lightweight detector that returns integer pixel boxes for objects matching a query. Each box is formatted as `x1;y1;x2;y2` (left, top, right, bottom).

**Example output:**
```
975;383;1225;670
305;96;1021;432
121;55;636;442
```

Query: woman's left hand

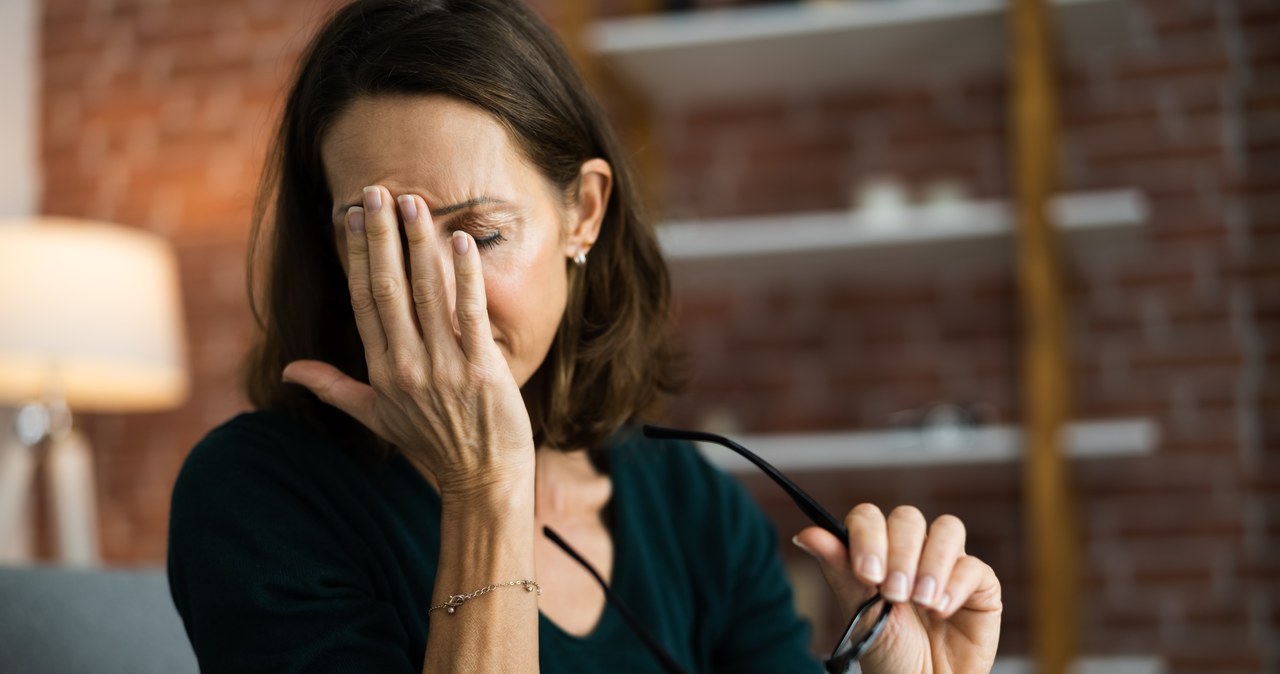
793;505;1002;674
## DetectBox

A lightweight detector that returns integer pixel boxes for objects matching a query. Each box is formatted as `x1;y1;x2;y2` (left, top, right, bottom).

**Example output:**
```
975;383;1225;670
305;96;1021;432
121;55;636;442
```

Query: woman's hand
794;505;1002;674
282;186;536;498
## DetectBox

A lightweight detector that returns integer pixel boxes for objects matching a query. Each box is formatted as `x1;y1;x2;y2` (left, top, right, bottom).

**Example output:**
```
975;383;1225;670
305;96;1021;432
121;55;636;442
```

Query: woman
167;0;1002;671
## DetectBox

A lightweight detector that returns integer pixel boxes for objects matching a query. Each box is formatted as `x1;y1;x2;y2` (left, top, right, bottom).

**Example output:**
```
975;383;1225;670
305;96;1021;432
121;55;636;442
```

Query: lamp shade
0;218;189;412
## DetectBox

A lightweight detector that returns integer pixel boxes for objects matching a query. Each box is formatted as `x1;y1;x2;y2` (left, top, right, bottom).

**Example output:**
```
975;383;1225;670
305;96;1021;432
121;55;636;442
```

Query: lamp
0;218;188;565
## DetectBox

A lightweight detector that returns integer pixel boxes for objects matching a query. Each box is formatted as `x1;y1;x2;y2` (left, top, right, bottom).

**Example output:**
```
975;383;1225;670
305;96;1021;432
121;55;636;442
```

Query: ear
564;158;612;260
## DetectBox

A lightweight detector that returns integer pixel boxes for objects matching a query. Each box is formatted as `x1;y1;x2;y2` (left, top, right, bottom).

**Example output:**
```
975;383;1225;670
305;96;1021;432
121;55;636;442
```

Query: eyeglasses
542;425;892;674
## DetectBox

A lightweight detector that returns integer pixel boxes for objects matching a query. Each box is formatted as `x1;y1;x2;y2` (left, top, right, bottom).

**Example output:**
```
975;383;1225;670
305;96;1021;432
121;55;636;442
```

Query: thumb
282;360;377;429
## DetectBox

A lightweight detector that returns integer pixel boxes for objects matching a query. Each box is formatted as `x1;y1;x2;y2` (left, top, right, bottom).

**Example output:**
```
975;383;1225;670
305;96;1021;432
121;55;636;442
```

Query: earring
573;251;588;267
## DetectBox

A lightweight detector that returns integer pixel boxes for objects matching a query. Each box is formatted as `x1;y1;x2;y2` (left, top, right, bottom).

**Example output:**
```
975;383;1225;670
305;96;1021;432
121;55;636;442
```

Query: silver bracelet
428;579;541;615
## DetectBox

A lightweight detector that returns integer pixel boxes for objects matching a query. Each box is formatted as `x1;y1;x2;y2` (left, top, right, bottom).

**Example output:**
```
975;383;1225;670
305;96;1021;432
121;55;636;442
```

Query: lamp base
47;429;101;566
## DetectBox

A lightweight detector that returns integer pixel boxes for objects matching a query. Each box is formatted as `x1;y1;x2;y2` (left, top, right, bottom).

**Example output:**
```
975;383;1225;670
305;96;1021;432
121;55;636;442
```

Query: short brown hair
243;0;683;458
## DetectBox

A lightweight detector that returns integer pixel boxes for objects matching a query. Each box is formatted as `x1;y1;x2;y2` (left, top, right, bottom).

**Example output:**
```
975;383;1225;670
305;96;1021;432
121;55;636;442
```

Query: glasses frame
541;425;893;674
642;425;892;673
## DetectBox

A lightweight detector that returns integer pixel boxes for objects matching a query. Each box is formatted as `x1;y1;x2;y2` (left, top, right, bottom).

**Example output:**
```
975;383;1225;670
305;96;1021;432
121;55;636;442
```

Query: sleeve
684;449;824;674
166;422;419;674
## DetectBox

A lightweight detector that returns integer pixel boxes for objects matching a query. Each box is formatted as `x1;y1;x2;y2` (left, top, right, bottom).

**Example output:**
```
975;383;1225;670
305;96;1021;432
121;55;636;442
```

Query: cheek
483;258;566;333
481;245;568;364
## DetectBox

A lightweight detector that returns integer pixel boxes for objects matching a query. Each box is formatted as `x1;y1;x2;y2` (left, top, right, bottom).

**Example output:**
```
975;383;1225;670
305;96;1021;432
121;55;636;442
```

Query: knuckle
411;278;444;310
403;221;430;244
455;259;481;278
370;274;402;302
368;367;392;392
349;291;378;316
390;359;425;391
455;301;485;326
364;218;395;241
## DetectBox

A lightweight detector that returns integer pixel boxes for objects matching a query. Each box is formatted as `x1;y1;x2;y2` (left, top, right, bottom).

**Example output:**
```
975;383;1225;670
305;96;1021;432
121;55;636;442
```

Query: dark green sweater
168;411;819;673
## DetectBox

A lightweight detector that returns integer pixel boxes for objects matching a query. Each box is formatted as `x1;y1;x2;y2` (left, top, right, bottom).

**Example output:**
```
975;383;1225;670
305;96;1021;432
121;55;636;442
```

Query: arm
421;484;538;673
284;187;542;673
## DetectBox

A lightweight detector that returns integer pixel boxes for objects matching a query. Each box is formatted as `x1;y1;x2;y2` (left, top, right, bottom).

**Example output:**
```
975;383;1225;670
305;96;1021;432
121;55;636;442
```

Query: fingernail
913;575;937;606
791;535;815;557
935;592;952;614
452;231;469;255
883;571;909;602
363;186;382;212
858;555;885;584
347;207;365;234
397;194;417;221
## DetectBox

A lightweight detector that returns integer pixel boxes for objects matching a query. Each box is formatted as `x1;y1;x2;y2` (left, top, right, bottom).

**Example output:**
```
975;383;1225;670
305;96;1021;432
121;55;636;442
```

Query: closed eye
474;232;508;250
450;211;517;251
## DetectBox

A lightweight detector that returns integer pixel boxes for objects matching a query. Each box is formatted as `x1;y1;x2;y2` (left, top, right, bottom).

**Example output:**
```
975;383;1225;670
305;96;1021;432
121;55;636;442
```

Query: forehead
320;95;537;213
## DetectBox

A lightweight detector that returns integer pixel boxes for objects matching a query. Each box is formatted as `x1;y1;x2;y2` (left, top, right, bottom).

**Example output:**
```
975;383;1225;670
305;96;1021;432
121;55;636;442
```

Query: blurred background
0;0;1276;672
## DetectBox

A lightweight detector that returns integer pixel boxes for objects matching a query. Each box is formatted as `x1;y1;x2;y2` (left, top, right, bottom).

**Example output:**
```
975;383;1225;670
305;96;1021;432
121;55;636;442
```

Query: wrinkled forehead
320;95;540;219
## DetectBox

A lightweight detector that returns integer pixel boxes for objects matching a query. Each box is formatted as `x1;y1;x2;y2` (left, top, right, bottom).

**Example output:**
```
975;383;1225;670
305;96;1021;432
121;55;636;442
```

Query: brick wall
39;0;344;560
653;1;1279;672
36;0;1278;671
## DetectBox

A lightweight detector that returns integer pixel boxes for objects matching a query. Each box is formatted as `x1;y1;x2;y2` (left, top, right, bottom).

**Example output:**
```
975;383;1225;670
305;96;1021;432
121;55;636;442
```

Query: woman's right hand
281;185;536;499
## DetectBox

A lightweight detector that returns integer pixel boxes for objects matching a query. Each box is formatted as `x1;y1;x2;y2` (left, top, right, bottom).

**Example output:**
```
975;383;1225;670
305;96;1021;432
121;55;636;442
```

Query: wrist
438;467;535;515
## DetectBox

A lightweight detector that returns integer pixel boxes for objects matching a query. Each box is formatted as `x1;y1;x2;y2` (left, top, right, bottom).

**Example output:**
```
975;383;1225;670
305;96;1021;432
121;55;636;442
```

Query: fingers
792;526;871;615
398;193;453;350
362;187;421;353
837;504;970;612
449;231;499;363
344;205;387;357
883;506;926;603
914;514;966;611
844;503;887;585
935;555;999;619
282;360;377;429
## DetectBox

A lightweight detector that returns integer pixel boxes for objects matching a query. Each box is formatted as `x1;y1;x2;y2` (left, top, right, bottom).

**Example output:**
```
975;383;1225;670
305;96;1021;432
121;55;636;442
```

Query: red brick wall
37;0;1278;671
40;0;344;560
654;2;1279;672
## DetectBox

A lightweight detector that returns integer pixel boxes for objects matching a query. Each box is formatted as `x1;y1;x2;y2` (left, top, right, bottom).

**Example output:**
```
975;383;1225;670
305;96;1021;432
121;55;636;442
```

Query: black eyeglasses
542;425;892;674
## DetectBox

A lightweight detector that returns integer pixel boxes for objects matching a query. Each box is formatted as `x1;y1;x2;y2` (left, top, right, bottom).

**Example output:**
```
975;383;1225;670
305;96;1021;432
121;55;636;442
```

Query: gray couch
0;565;198;674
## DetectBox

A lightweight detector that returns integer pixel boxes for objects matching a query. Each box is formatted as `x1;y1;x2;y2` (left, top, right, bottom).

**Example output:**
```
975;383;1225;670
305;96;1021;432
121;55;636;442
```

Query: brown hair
243;0;683;458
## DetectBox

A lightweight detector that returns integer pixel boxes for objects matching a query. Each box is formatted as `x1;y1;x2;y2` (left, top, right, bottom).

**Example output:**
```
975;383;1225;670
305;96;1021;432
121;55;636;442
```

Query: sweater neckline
537;439;628;645
392;438;631;645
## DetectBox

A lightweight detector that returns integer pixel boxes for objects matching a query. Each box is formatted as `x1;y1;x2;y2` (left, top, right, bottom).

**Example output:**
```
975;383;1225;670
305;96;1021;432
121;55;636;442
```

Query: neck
534;446;609;521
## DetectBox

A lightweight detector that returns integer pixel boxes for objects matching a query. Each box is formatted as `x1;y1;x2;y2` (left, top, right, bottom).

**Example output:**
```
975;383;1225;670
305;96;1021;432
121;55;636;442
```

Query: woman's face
320;95;608;387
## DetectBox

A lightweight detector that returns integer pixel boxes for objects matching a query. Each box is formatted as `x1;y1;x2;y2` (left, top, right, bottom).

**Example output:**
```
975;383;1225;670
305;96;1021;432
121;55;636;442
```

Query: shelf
591;0;1133;108
696;417;1159;473
658;188;1146;281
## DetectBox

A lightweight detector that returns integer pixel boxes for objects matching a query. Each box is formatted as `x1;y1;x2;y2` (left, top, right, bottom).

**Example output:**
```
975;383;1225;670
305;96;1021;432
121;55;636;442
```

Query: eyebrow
332;195;507;221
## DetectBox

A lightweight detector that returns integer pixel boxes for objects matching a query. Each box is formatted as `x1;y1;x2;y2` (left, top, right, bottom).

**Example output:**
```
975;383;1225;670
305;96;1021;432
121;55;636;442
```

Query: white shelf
591;0;1133;108
697;417;1159;473
657;189;1146;280
661;189;1144;259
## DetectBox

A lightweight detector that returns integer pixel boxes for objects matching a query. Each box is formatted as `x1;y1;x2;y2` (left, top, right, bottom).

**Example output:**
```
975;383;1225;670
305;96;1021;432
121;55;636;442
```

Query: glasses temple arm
542;526;690;674
643;425;848;541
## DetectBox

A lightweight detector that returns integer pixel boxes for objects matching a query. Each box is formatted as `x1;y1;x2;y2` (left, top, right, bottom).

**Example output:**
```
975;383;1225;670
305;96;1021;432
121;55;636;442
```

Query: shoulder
174;409;359;499
180;409;326;472
168;409;375;552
